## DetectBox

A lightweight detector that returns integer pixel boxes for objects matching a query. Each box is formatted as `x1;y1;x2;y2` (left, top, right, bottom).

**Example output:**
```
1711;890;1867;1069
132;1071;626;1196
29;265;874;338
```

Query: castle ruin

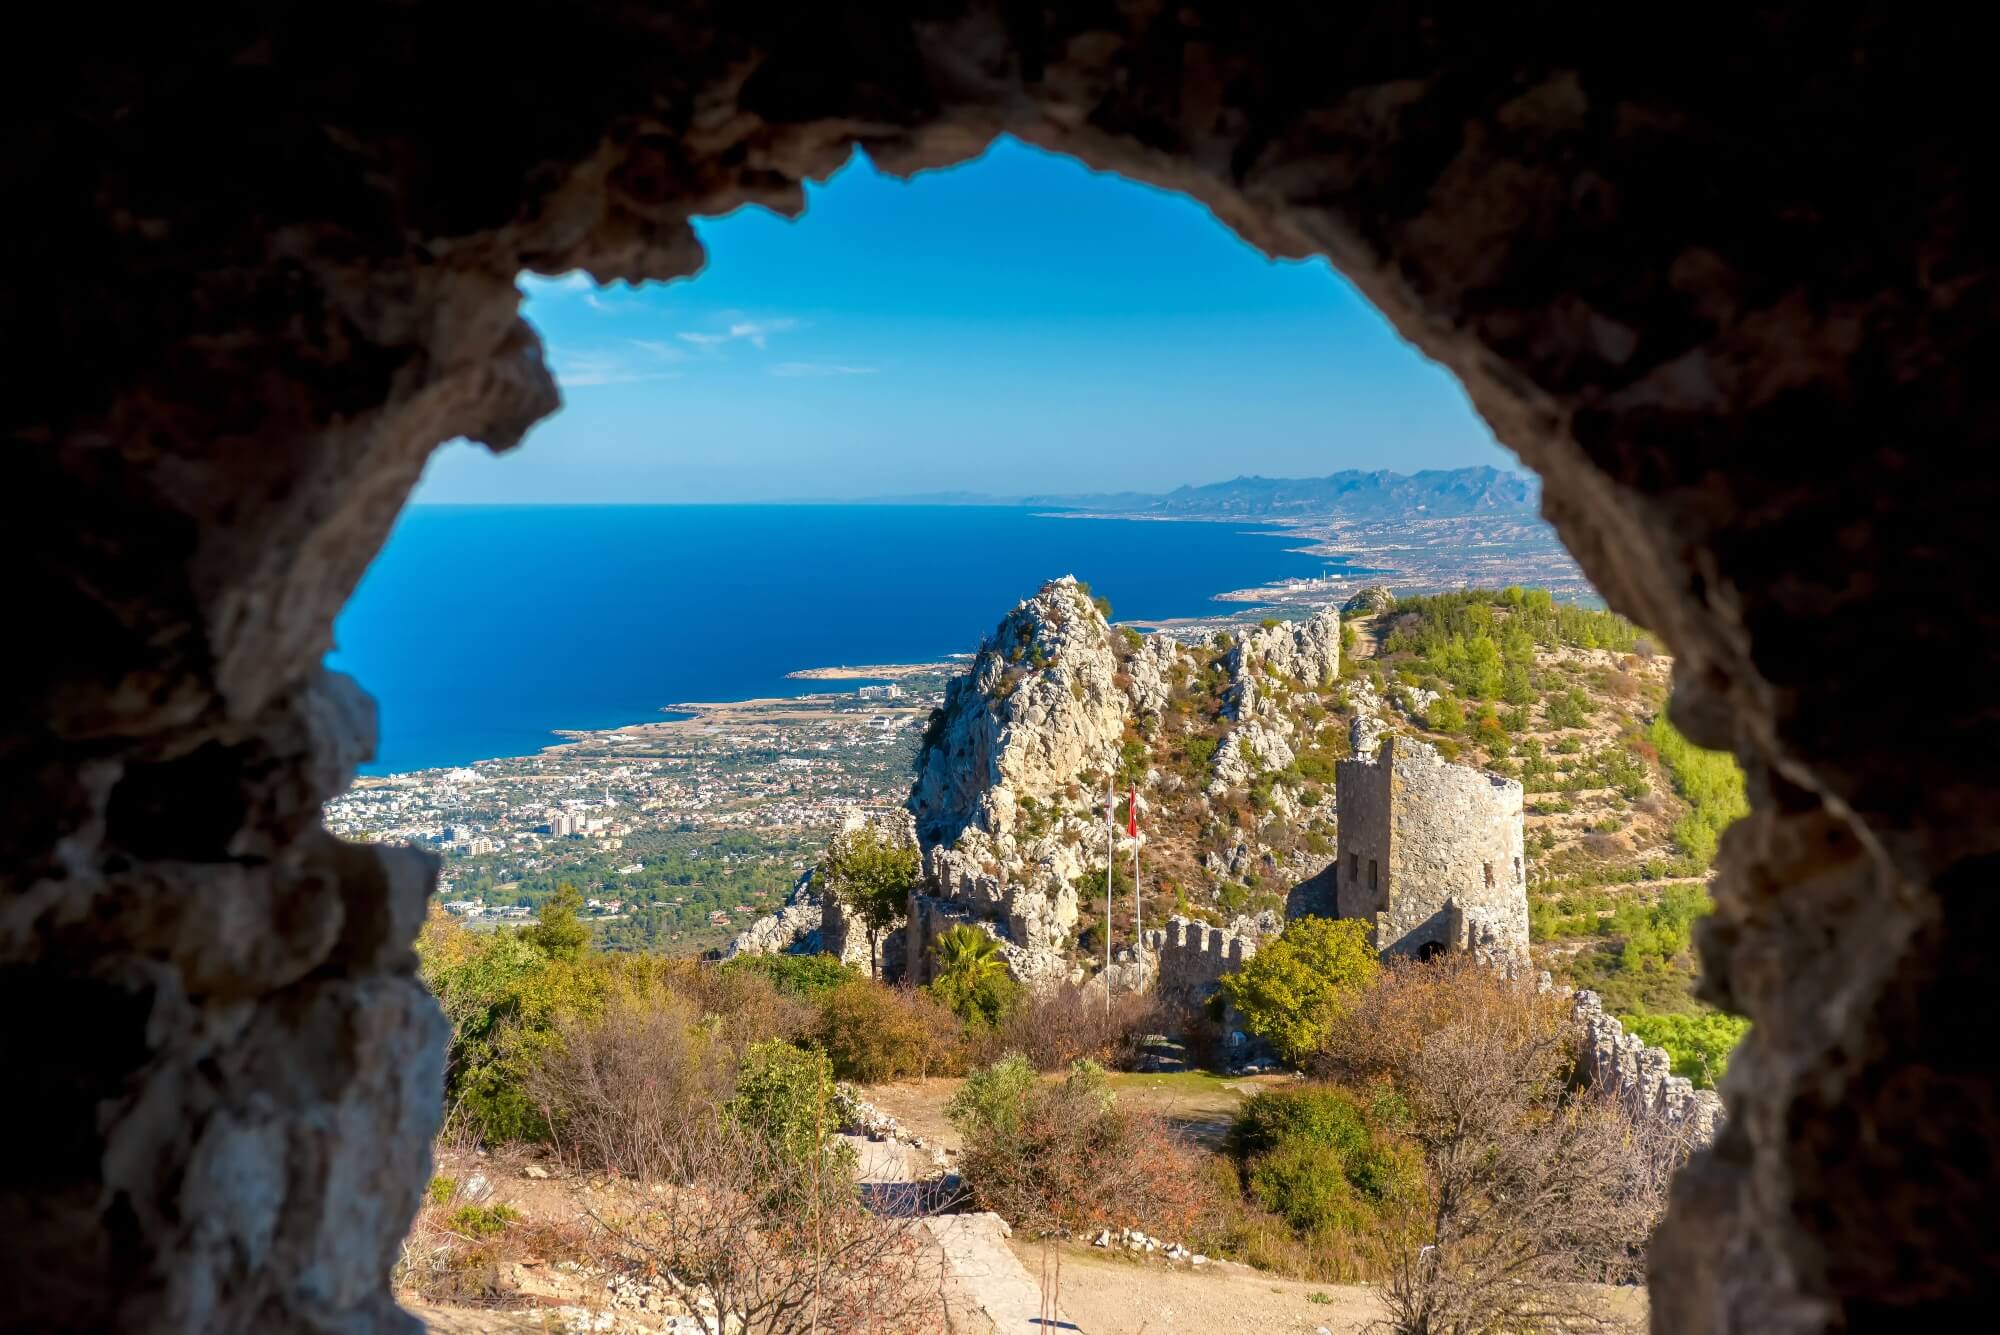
1335;727;1530;965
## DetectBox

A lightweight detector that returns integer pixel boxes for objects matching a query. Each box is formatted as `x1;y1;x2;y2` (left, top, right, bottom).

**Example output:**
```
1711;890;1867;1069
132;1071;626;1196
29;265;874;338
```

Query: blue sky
415;136;1512;504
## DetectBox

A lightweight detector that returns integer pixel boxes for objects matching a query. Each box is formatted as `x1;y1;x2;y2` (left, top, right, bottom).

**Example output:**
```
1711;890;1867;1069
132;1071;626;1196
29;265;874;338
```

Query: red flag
1128;785;1138;837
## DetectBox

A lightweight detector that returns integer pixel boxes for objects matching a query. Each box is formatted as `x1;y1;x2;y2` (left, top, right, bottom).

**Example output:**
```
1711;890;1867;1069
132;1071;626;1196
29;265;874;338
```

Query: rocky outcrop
1207;718;1297;794
1123;629;1179;719
722;869;823;959
1573;990;1725;1147
907;579;1128;983
1220;609;1341;721
1342;587;1396;617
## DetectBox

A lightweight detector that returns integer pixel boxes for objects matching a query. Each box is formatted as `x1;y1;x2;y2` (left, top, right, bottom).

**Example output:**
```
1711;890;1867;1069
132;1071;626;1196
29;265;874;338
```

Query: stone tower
1335;728;1529;964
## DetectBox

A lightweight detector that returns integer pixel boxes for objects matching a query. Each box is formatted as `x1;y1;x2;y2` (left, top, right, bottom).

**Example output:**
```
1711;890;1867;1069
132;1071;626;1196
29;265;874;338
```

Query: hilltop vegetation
1349;587;1748;1082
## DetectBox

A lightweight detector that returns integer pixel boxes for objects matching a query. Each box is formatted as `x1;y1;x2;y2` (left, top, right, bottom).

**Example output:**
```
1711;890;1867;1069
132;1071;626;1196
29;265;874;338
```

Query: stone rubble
1572;989;1725;1145
1091;1226;1207;1267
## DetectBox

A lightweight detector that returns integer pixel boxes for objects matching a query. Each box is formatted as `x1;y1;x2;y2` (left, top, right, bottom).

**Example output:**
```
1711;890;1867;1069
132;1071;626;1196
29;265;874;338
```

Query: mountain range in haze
844;466;1540;520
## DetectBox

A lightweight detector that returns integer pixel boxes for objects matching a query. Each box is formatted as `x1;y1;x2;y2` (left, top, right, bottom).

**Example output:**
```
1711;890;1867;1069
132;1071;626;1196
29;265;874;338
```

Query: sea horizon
330;503;1358;775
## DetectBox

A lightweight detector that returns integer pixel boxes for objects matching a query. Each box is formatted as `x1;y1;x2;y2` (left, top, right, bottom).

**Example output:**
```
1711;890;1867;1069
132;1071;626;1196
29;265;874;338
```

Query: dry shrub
1312;955;1571;1090
1317;958;1668;1334
525;989;736;1180
396;1171;614;1306
952;1059;1213;1239
813;979;960;1082
662;956;816;1050
970;981;1165;1072
610;1118;952;1335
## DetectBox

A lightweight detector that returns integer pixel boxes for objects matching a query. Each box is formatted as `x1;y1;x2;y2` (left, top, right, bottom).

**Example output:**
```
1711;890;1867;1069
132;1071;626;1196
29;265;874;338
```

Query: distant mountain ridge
848;467;1540;520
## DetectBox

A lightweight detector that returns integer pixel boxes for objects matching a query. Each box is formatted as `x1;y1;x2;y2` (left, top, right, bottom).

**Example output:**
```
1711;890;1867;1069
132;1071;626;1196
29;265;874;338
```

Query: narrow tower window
1369;859;1378;891
1349;853;1359;882
1483;862;1494;888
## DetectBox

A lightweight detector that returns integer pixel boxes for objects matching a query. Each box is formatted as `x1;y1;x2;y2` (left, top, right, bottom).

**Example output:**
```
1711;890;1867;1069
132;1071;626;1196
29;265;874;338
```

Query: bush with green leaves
819;825;920;977
927;924;1022;1029
1648;714;1748;866
1618;1009;1749;1089
719;951;859;999
1218;916;1379;1064
1229;1086;1422;1238
728;1040;845;1172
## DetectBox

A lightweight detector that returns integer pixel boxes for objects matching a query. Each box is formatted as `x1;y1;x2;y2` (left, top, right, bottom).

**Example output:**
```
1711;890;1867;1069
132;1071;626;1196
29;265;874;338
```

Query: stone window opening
1368;859;1378;891
1514;856;1522;882
1349;852;1358;883
1483;861;1494;888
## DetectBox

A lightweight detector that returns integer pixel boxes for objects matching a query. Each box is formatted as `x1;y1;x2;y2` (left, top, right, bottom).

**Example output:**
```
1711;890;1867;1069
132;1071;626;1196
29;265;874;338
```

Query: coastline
350;503;1580;780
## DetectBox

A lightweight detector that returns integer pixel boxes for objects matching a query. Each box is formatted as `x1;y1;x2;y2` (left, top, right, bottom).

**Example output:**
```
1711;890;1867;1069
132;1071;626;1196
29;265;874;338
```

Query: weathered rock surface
1342;587;1396;617
721;869;824;960
908;579;1128;982
1221;609;1342;721
1573;990;1725;1146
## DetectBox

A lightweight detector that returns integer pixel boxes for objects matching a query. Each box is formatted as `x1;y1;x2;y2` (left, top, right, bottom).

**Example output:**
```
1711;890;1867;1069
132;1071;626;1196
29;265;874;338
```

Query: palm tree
931;924;1018;1027
933;923;1005;983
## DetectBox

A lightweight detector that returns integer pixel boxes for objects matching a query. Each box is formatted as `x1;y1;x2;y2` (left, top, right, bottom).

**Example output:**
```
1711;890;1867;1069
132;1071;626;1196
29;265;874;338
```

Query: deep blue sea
329;505;1348;774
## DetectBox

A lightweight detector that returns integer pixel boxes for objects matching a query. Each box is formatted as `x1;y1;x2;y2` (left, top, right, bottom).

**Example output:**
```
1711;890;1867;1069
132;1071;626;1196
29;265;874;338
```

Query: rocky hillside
905;577;1350;983
899;578;1733;1027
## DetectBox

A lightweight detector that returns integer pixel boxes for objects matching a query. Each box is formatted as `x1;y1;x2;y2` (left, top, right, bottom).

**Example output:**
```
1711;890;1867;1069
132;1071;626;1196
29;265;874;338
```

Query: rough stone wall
1335;734;1529;963
11;6;1999;1330
1140;912;1279;1009
1573;990;1725;1146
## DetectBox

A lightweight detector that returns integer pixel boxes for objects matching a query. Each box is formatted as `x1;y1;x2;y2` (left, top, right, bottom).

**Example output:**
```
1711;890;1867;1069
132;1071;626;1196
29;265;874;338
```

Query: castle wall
1141;915;1265;1009
1336;734;1528;964
1573;989;1724;1146
1333;747;1393;924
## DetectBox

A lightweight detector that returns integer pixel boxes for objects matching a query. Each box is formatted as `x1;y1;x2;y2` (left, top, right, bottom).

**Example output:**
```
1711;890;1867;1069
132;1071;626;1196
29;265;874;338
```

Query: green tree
1219;917;1380;1064
929;924;1022;1028
821;826;919;978
1423;692;1466;735
525;882;589;961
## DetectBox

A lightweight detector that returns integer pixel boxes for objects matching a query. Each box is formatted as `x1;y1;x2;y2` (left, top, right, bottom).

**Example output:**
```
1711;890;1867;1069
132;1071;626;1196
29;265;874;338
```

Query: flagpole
1134;806;1143;994
1104;775;1114;1018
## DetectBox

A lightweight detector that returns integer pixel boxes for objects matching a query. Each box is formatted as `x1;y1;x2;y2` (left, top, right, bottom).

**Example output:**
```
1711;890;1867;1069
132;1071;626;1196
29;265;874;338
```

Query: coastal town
323;664;957;951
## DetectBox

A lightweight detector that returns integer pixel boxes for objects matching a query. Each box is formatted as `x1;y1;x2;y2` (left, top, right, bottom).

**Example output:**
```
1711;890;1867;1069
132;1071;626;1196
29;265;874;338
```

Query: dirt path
1013;1242;1379;1334
840;1133;1064;1333
861;1073;1290;1157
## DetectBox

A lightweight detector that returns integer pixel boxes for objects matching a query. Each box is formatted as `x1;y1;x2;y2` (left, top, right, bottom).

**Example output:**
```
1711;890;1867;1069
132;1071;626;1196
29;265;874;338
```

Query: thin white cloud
676;317;800;350
628;339;687;362
553;349;683;388
769;362;879;377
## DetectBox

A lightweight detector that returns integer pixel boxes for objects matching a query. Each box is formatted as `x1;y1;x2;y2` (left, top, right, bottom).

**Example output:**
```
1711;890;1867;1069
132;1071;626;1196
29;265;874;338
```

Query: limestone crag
721;869;824;960
1123;629;1179;719
1341;587;1396;617
1221;608;1342;722
1573;990;1725;1146
908;579;1129;981
1205;718;1297;795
